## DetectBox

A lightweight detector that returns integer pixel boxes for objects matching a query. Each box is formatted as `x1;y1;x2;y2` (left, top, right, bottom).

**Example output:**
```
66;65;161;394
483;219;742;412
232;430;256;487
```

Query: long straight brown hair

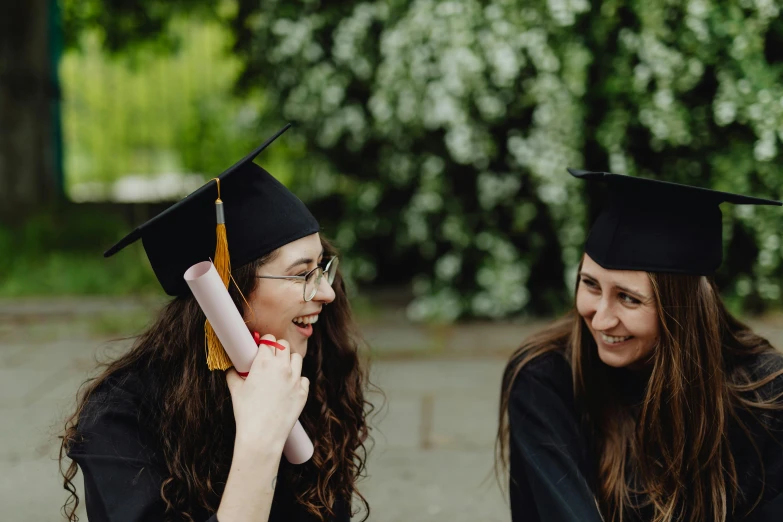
59;237;375;521
497;260;783;522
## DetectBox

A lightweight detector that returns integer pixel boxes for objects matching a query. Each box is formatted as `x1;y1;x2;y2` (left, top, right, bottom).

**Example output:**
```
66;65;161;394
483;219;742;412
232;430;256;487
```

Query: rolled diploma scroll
184;261;314;465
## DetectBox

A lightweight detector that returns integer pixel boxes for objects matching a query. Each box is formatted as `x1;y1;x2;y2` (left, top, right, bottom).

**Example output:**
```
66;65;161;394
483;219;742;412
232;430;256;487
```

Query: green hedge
56;1;783;319
224;0;783;320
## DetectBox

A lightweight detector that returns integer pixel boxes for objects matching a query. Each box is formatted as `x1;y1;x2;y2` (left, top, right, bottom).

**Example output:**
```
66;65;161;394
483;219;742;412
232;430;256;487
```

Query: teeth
293;314;319;326
600;333;632;344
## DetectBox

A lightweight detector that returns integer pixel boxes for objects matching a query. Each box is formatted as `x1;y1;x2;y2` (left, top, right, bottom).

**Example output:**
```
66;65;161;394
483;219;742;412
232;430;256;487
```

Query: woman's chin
597;346;637;368
290;338;308;358
286;325;313;357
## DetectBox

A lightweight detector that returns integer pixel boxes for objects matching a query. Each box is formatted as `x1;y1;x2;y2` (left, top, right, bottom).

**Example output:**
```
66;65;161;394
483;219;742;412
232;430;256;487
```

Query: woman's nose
314;274;336;304
591;299;619;331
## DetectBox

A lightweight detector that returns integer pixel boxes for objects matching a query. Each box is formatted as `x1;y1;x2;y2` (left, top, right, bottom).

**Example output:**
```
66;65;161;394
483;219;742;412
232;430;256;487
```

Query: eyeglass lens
304;257;339;301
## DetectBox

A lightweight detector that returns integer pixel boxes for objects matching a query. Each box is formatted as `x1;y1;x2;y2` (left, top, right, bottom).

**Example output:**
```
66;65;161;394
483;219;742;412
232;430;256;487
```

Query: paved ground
0;297;535;522
2;297;783;521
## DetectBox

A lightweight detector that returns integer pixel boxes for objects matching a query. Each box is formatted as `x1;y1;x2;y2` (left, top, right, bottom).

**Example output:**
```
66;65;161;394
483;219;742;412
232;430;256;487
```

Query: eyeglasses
256;257;339;302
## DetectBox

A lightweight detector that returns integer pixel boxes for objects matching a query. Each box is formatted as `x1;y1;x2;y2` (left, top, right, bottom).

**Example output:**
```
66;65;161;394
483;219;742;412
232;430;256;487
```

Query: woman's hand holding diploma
218;334;309;522
184;260;314;465
226;334;310;452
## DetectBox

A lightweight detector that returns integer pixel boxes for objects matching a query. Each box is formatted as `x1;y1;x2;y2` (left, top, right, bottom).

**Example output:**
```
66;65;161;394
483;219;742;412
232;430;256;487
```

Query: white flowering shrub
232;0;783;319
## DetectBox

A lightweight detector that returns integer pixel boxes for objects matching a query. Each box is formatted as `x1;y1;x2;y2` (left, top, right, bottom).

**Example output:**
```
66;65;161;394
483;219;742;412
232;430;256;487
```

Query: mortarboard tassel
204;178;234;371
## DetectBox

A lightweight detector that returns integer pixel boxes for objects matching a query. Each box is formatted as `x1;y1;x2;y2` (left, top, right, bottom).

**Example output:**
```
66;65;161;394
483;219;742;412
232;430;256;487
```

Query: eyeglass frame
256;256;339;302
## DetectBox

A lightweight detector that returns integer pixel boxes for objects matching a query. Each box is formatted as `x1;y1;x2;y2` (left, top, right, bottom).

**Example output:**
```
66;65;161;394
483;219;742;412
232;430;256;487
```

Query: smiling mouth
599;333;633;345
292;313;319;326
292;314;318;338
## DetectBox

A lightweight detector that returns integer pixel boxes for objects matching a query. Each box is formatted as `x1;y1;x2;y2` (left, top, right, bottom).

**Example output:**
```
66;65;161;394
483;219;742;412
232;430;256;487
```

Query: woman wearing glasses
59;127;373;522
255;254;340;352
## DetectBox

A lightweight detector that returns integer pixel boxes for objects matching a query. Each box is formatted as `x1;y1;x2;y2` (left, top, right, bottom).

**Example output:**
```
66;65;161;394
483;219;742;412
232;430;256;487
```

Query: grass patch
0;247;159;296
89;306;158;338
0;207;159;296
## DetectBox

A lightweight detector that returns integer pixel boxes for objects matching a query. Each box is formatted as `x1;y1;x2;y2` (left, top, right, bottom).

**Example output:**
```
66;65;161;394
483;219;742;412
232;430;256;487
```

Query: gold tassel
205;178;234;371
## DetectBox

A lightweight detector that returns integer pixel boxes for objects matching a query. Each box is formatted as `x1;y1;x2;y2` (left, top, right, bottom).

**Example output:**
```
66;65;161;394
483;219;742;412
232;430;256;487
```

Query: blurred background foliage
0;206;160;296
8;0;783;320
226;0;783;320
62;19;261;194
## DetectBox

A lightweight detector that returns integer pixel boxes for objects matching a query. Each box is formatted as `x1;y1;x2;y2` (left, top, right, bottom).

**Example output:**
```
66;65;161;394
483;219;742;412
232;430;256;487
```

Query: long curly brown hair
497;259;783;522
59;237;374;521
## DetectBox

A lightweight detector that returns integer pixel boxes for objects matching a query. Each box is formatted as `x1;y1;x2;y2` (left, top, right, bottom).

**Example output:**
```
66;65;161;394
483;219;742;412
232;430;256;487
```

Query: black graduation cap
105;124;320;296
568;168;782;275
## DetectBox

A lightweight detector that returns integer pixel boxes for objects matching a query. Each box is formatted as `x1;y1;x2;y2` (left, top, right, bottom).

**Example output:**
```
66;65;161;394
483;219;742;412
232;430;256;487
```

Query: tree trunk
0;0;60;225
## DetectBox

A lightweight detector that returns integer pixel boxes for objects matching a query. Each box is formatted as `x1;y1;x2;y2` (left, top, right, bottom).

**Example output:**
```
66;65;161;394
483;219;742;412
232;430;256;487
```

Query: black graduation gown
67;371;351;522
508;351;603;522
508;350;783;522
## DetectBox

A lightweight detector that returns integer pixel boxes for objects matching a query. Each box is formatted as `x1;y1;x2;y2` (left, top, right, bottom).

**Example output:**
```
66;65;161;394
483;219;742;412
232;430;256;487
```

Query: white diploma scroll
184;261;314;465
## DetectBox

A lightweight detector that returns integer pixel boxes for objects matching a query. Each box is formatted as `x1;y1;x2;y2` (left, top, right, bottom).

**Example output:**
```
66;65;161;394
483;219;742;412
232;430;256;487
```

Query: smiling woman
576;254;660;370
497;169;783;522
58;126;374;522
251;235;337;357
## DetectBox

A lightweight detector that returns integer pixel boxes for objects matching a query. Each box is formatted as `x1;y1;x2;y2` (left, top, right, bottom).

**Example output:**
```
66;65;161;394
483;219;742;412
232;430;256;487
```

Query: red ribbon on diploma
259;339;287;351
237;337;287;376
